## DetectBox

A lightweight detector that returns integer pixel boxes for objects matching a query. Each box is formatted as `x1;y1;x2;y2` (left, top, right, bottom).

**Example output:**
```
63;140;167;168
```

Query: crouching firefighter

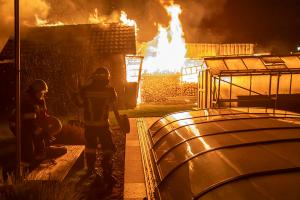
9;79;66;169
75;67;123;187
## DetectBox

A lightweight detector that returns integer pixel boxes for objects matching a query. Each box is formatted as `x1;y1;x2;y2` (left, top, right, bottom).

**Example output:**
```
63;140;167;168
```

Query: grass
108;103;197;126
56;103;197;127
119;103;197;118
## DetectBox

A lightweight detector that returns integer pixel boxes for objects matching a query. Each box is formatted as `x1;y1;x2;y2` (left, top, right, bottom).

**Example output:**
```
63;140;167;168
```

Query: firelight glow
120;11;137;27
35;14;64;26
143;4;186;73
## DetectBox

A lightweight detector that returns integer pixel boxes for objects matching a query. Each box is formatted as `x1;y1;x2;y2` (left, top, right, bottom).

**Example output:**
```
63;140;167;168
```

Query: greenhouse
198;55;300;112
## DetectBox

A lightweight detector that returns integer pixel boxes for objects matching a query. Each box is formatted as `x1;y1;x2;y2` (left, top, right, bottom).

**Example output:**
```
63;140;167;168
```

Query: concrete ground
124;118;158;200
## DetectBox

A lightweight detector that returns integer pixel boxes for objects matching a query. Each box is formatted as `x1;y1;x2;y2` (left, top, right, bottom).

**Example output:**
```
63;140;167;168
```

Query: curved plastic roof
147;108;300;199
205;55;300;75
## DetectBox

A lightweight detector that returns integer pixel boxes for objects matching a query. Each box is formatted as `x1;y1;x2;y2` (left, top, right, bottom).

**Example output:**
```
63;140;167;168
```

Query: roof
146;108;300;199
0;23;136;60
204;55;300;75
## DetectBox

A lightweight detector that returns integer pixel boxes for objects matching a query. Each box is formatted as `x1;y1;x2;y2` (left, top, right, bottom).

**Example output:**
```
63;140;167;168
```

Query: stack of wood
140;73;197;104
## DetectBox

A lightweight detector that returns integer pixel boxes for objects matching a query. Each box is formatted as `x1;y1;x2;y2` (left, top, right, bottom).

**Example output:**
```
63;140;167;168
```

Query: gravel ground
65;126;126;200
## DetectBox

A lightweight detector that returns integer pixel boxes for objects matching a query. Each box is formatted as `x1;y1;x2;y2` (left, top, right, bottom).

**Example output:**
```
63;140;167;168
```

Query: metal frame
198;56;300;111
151;115;300;147
156;126;300;163
158;138;300;186
193;167;300;199
149;110;300;137
137;118;161;200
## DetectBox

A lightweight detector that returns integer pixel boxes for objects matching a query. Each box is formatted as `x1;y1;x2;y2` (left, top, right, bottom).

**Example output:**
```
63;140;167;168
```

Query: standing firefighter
75;67;123;187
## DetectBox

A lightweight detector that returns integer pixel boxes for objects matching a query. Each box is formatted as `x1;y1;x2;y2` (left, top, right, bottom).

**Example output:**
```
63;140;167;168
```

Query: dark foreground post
14;0;21;178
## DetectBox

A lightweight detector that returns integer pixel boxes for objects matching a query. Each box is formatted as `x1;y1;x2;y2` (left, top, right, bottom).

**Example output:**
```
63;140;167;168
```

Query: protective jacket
78;82;117;127
77;80;117;182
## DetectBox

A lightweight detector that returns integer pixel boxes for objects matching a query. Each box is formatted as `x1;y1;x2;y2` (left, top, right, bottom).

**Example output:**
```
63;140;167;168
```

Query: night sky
126;0;300;46
0;0;300;52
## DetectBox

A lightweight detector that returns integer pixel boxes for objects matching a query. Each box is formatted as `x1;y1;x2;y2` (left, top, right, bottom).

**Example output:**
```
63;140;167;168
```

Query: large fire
143;4;186;73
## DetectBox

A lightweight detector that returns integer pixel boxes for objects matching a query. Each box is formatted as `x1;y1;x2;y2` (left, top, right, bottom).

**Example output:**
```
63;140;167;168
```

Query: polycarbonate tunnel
138;108;300;200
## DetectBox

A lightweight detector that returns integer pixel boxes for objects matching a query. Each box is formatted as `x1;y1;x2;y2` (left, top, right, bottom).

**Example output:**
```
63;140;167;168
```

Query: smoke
0;0;122;50
118;0;229;42
178;0;228;42
0;0;50;50
0;0;230;51
46;0;118;24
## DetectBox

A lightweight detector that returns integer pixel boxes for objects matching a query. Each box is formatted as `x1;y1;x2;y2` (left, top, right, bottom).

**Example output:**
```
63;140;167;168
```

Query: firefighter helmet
28;79;48;93
91;67;111;81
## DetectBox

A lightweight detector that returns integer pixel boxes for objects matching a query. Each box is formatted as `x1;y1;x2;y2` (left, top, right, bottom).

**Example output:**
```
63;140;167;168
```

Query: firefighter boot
86;152;96;173
102;152;116;190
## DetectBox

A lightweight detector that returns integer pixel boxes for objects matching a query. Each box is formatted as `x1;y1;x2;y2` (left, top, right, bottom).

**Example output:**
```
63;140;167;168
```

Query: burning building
0;22;136;114
134;3;256;104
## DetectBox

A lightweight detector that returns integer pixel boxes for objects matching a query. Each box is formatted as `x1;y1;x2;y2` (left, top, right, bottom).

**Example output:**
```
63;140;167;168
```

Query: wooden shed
0;23;136;114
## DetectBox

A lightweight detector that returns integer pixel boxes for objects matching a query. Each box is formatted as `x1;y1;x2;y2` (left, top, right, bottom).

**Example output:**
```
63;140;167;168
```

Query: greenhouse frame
198;54;300;112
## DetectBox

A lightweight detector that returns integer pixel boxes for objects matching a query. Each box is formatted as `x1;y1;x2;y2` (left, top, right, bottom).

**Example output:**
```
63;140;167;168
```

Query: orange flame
35;14;63;26
143;4;186;73
88;8;101;24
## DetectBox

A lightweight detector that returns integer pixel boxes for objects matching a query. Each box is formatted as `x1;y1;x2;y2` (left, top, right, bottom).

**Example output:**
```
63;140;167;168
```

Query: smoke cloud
118;0;229;42
0;0;229;51
178;0;228;42
0;0;50;50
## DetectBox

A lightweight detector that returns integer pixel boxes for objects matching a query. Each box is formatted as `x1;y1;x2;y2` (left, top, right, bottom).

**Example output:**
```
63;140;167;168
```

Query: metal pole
197;70;201;109
217;74;221;108
268;74;272;111
14;0;21;178
209;71;212;108
289;74;293;95
205;69;208;108
229;75;232;108
275;73;281;112
137;57;144;99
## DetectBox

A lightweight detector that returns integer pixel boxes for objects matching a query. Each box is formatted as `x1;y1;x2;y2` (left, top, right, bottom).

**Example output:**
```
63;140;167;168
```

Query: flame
88;8;101;24
137;86;142;105
35;14;63;26
120;11;137;27
143;4;186;73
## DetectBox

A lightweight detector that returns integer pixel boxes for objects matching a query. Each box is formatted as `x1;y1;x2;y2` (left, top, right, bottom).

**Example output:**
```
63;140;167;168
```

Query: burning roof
0;23;136;60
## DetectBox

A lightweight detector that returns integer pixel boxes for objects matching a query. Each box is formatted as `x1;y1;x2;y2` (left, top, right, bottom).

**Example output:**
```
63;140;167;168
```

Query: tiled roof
0;23;136;60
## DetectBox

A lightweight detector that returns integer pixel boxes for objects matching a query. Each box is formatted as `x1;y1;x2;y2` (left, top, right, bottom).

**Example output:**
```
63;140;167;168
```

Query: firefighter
9;79;65;168
75;67;122;188
20;79;49;165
